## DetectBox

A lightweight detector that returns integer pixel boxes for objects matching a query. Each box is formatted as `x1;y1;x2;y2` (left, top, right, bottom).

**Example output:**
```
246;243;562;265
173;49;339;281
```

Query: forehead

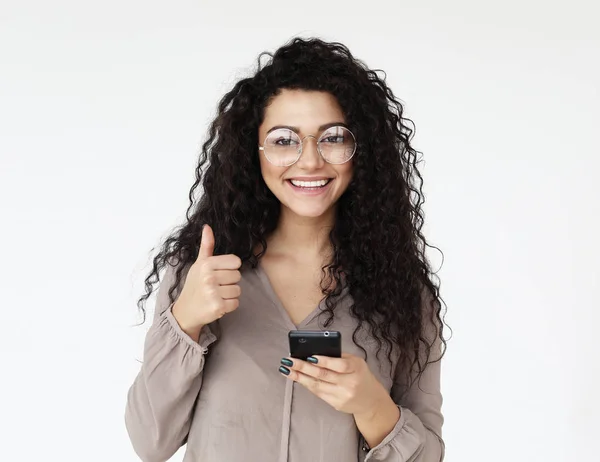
260;89;345;134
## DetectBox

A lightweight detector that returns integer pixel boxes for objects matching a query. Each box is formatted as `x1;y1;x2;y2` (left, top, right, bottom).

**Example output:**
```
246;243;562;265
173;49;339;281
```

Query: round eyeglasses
258;125;357;167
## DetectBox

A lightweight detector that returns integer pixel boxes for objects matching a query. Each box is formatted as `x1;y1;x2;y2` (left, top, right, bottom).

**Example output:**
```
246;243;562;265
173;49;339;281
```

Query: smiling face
258;89;354;220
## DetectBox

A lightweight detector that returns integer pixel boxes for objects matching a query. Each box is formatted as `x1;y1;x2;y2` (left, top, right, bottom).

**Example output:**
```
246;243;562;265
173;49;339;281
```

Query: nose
296;135;324;169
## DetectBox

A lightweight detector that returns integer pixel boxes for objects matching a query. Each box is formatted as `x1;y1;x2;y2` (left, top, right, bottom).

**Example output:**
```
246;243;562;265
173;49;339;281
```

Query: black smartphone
288;330;342;360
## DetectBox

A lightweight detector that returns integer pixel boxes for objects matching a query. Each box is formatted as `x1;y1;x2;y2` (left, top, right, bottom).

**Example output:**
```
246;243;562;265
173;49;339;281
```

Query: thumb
197;224;215;260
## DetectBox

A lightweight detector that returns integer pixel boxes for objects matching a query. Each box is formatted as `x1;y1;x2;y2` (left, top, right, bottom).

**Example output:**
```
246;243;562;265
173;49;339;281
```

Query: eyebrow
266;122;348;135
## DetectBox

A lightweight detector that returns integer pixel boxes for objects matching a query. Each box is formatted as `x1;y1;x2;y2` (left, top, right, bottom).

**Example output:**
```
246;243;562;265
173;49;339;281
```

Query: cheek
259;154;273;178
337;163;354;184
259;155;285;185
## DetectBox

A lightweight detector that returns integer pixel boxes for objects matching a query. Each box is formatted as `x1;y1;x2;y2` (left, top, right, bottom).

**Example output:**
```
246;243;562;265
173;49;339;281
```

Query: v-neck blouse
254;259;351;329
125;262;445;462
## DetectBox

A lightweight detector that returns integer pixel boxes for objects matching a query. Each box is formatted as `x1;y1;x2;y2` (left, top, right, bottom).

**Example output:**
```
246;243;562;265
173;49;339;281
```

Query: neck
266;206;336;261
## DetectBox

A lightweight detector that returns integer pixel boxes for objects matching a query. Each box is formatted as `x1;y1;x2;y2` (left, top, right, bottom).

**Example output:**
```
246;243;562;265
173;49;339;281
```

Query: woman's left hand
279;353;390;417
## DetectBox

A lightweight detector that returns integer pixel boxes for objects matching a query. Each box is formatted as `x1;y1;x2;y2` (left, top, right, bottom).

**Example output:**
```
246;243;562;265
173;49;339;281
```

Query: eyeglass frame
258;125;357;167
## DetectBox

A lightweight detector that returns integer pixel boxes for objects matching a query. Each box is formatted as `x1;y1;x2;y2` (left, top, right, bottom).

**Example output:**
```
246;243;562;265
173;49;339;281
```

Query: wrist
353;392;400;449
355;392;396;423
171;302;203;342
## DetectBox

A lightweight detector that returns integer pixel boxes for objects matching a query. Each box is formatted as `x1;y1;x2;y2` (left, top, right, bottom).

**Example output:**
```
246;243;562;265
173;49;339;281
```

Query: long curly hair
137;37;447;387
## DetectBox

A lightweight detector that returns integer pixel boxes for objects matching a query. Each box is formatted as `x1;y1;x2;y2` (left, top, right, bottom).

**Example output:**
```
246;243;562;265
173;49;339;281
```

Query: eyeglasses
258;125;356;167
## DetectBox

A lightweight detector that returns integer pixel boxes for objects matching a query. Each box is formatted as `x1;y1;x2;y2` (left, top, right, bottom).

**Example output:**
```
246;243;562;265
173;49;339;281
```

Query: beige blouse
125;261;444;462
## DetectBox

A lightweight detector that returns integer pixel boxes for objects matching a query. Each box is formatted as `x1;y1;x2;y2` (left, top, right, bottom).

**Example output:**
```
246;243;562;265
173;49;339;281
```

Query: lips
285;178;333;196
288;178;332;188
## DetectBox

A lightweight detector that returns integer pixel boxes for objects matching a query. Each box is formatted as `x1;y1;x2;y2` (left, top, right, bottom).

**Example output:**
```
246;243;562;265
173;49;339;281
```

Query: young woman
125;37;447;462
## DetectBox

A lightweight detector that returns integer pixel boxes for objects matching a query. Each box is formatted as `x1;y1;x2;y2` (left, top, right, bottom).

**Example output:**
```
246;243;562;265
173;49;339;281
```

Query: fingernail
307;356;318;364
280;358;293;367
279;365;290;376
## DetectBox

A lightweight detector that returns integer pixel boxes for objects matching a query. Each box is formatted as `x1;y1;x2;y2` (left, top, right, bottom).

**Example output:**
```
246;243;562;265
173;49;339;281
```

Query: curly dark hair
137;37;447;388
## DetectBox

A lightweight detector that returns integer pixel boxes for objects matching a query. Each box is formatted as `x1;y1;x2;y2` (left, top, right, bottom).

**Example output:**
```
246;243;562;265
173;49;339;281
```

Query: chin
285;203;333;219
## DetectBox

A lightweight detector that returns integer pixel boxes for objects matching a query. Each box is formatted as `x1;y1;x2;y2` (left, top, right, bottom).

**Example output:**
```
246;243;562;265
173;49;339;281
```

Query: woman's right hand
172;224;242;341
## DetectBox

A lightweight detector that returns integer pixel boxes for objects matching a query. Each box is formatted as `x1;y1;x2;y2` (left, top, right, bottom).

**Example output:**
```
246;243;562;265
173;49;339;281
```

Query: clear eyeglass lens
318;127;355;164
263;129;302;166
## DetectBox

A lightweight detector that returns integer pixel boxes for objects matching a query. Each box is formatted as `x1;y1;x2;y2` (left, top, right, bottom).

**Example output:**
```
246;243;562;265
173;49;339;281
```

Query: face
258;89;354;219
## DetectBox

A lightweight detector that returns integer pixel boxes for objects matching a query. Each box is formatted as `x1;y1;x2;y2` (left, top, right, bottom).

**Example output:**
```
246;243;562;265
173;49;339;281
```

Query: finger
217;284;241;300
215;299;240;318
214;269;241;285
307;354;356;374
284;358;341;384
206;254;242;271
197;225;215;260
282;369;337;396
222;298;239;313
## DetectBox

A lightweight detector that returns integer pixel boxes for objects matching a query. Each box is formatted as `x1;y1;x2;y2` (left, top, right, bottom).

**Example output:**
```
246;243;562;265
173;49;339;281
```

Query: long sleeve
125;263;217;462
364;295;445;462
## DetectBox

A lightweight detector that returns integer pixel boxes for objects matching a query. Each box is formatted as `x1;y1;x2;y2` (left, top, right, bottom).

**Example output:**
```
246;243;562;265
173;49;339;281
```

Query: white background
1;1;598;461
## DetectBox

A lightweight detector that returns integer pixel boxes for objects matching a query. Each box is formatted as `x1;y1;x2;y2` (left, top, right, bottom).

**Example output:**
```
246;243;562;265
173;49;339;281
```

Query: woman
125;37;447;462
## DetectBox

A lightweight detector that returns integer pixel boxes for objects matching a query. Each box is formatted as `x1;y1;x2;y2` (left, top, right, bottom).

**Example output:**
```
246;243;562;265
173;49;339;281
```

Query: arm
362;355;444;461
363;296;445;462
125;264;217;462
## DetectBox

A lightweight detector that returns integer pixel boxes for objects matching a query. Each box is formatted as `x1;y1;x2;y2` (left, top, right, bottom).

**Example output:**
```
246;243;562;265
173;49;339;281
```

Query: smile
285;178;333;196
289;179;331;188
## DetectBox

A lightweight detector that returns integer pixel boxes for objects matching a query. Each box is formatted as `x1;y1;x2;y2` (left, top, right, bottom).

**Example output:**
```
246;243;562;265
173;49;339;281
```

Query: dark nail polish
307;356;318;364
280;358;293;367
279;365;290;376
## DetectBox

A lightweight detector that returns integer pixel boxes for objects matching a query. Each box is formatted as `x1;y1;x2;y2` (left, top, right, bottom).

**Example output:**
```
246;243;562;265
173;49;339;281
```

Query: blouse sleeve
124;263;217;462
364;292;445;462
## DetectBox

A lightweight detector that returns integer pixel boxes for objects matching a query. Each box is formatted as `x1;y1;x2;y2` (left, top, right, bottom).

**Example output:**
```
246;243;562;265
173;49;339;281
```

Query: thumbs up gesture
172;225;242;341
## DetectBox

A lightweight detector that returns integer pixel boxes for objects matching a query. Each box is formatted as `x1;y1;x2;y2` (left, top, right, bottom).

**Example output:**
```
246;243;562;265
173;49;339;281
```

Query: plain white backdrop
1;1;598;461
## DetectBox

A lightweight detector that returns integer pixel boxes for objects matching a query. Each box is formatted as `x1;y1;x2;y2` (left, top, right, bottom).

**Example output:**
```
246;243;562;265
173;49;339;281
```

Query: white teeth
290;179;330;188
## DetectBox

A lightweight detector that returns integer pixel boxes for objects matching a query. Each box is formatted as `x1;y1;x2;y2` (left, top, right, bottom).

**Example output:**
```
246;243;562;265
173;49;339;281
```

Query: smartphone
288;330;342;360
